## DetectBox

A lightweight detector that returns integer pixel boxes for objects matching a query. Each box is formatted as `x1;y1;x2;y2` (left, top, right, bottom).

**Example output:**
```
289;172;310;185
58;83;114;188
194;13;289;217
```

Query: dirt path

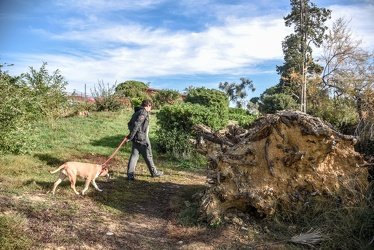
3;162;263;250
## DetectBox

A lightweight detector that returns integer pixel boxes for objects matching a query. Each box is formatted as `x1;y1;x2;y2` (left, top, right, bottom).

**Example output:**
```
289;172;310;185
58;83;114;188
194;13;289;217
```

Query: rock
193;110;369;223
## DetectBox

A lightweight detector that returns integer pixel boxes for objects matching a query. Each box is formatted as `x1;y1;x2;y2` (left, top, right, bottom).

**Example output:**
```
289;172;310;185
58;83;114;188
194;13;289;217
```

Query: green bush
115;80;149;106
0;63;69;154
157;101;227;131
260;93;299;114
152;89;181;109
0;79;30;154
156;99;228;158
185;87;229;129
19;62;68;121
228;107;257;128
311;99;358;134
155;128;193;157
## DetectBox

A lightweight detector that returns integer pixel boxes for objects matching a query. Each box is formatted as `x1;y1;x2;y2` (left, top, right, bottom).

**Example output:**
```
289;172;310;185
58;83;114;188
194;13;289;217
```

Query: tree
1;62;68;153
318;17;374;152
218;77;255;108
320;17;373;120
277;0;331;112
20;62;68;121
0;71;32;154
115;80;149;106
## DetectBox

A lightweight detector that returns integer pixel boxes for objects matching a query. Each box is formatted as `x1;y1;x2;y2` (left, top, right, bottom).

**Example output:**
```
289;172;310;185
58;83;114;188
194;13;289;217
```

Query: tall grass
267;184;374;249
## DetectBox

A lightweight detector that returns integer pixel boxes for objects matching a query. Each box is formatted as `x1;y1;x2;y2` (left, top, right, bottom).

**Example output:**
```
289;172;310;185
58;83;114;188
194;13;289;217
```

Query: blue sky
1;0;373;98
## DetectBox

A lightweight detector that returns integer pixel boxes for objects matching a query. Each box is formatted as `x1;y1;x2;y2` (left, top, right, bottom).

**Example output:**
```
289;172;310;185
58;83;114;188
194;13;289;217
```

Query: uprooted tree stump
192;110;369;223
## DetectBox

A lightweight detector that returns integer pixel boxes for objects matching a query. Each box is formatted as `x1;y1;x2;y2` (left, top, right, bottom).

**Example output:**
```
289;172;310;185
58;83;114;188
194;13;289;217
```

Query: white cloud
5;0;373;94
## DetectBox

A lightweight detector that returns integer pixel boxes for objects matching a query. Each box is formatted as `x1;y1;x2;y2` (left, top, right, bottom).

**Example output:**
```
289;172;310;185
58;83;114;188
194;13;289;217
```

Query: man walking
124;100;163;180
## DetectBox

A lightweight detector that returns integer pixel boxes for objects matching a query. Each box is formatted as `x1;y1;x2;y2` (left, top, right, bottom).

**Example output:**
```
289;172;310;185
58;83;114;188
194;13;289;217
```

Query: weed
0;213;32;250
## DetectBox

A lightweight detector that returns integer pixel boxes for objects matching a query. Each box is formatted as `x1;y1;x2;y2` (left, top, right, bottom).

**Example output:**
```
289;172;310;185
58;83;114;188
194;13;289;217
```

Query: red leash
102;136;128;166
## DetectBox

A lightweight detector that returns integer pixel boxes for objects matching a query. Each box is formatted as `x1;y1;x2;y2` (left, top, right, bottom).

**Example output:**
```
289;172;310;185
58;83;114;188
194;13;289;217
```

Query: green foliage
155;102;208;156
153;89;181;109
91;80;124;111
0;76;32;154
228;107;257;128
19;62;68;121
310;98;358;133
155;128;193;157
115;80;149;102
261;93;299;114
219;77;256;108
185;87;229;129
157;101;224;131
0;63;68;154
276;0;331;112
156;88;229;158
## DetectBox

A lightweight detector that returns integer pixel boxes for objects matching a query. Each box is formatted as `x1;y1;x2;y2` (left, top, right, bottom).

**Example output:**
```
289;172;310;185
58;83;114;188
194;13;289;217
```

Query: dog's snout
106;173;110;179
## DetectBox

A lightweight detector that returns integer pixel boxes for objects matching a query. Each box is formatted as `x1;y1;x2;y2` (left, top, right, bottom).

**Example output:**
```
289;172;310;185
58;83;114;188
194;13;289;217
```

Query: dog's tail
49;164;66;174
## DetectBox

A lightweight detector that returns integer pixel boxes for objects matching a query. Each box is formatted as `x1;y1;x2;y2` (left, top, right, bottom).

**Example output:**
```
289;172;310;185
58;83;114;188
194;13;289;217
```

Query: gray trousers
127;137;156;175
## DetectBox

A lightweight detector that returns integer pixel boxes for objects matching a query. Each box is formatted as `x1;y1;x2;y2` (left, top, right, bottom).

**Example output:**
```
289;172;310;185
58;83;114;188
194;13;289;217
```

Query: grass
0;212;32;250
0;109;373;249
0;110;214;249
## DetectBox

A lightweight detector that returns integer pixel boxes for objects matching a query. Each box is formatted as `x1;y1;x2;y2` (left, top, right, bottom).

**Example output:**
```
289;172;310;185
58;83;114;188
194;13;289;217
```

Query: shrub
115;80;149;106
19;62;68;121
228;107;257;128
153;89;182;109
185;87;229;129
155;128;193;157
157;101;221;131
0;77;29;154
91;80;124;111
311;99;358;134
156;88;230;158
260;93;299;114
156;101;223;158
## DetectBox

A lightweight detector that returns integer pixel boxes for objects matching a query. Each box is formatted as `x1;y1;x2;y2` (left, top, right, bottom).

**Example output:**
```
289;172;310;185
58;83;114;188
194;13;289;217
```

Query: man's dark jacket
127;106;149;145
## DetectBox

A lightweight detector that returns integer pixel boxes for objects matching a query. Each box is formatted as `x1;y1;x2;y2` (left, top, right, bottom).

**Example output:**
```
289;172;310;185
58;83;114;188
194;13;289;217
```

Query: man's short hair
141;100;153;107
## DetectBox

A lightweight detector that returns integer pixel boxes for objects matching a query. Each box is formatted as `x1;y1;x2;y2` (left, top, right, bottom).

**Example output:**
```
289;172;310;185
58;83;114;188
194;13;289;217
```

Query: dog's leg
81;179;91;195
68;175;80;195
91;179;103;192
52;173;66;195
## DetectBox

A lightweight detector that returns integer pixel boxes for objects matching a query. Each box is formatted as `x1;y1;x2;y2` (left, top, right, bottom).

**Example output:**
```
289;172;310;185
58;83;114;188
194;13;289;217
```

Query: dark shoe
151;170;163;178
127;173;135;181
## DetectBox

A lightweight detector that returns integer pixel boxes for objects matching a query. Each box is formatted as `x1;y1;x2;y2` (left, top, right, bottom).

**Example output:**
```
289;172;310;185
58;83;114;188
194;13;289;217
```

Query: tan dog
50;162;109;195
